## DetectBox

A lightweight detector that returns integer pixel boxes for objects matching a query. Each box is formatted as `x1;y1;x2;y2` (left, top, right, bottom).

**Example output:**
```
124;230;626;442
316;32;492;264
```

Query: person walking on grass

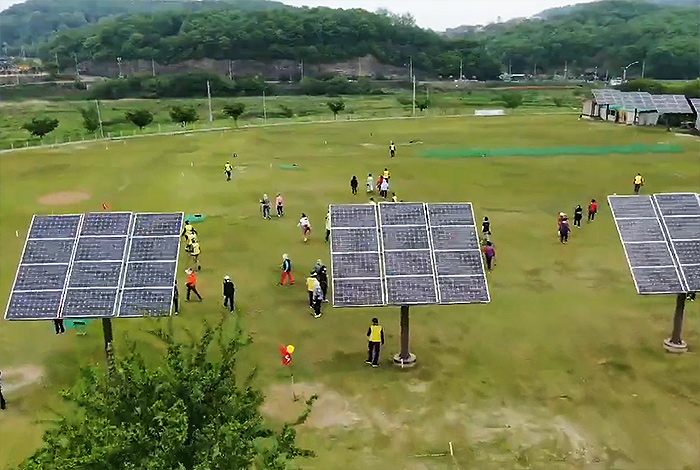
173;282;179;315
380;178;390;199
224;161;232;181
559;217;571;244
325;211;331;243
482;241;496;272
306;272;318;308
298;213;311;242
0;371;6;410
312;278;323;318
223;275;235;312
261;194;271;220
573;205;583;228
634;173;645;194
314;259;329;302
366;173;374;193
366;318;384;367
280;254;295;285
189;240;201;271
391;192;398;203
383;168;390;180
53;318;65;335
275;193;285;217
350;176;358;195
482;217;492;242
389;142;396;158
185;269;202;301
587;199;598;222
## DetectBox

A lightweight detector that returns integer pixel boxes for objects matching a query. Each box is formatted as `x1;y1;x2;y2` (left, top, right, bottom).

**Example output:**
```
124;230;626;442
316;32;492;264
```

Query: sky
0;0;600;30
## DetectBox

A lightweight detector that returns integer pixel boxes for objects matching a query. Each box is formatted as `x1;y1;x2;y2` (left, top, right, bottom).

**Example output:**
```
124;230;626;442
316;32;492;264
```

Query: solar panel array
690;98;700;131
329;202;490;307
621;92;657;111
651;95;693;114
5;212;184;320
592;89;624;106
608;193;700;295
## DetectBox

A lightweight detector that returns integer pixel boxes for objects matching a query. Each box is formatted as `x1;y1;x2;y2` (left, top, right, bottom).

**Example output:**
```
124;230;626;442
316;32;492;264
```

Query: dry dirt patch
2;365;45;394
37;191;91;206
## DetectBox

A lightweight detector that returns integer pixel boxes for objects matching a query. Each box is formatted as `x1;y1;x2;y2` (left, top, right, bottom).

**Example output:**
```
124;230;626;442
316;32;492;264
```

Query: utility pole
508;59;512;76
300;59;304;80
228;60;233;80
358;58;362;77
641;60;646;78
533;62;537;77
117;57;123;79
206;80;213;122
412;75;416;117
95;100;104;139
54;52;59;67
409;56;413;82
151;58;156;77
564;61;568;80
73;53;80;82
459;59;463;81
262;90;267;123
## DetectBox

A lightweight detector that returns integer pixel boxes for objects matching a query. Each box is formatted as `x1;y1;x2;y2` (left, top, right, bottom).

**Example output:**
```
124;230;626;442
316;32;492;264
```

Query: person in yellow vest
181;220;196;239
383;168;390;180
391;192;398;203
306;272;318;308
190;240;201;271
184;231;198;250
366;317;385;367
389;142;396;158
224;161;233;181
633;173;645;194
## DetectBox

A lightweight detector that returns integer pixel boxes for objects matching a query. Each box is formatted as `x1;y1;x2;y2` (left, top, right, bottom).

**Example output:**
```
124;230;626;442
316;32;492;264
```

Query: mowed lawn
0;115;699;469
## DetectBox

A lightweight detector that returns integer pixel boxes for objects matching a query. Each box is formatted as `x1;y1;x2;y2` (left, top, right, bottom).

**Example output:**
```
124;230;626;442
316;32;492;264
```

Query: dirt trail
2;365;45;394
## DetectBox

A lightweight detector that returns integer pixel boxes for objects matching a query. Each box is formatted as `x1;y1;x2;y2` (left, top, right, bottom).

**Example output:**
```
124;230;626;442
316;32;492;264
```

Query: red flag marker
102;203;110;210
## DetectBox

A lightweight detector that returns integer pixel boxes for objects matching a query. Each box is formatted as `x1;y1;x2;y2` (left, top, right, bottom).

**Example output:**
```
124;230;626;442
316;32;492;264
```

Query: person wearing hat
222;275;235;312
314;259;328;302
366;318;384;367
185;269;202;301
224;161;233;181
306;272;319;308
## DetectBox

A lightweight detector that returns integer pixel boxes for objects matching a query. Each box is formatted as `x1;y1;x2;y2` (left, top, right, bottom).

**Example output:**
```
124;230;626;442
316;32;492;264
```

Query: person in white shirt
298;213;311;242
325;211;331;243
366;173;374;193
380;178;390;199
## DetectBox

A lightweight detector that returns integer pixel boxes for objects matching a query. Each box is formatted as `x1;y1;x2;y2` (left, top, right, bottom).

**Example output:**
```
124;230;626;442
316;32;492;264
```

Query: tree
43;62;59;79
79;106;100;133
223;102;246;126
124;109;154;129
327;99;345;120
501;92;523;111
169;105;198;126
18;323;316;470
22;117;59;139
552;96;564;107
416;96;429;112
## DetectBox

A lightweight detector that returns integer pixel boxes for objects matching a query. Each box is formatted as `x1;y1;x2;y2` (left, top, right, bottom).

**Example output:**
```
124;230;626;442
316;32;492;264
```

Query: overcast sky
0;0;599;30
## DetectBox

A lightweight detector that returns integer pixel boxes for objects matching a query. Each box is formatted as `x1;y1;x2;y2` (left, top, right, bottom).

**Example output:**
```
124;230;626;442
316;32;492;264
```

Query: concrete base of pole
663;338;688;354
393;352;417;369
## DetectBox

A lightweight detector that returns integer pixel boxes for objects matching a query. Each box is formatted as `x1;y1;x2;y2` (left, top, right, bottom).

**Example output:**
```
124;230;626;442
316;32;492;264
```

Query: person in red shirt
185;269;202;301
587;199;598;222
482;241;496;272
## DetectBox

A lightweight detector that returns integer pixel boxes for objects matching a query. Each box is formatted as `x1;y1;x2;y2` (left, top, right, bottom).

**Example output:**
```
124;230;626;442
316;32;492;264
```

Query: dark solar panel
665;217;700;240
80;212;132;236
655;193;700;216
332;278;384;307
434;251;484;276
624;242;674;267
438;276;490;303
124;262;177;288
14;264;69;291
68;262;122;288
382;226;430;250
119;288;174;317
379;203;427;226
430;226;480;250
385;276;437;305
331;252;381;278
62;288;118;318
631;267;684;294
329;204;378;228
128;236;179;261
672;240;700;265
331;228;379;252
384;251;434;276
616;219;665;243
21;239;75;264
427;203;475;226
609;196;656;219
133;213;183;237
5;291;62;320
29;215;82;239
74;237;127;261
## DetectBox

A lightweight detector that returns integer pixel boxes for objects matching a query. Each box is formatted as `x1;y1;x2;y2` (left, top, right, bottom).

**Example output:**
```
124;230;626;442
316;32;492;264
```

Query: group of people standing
182;220;202;271
260;194;285;219
558;199;598;244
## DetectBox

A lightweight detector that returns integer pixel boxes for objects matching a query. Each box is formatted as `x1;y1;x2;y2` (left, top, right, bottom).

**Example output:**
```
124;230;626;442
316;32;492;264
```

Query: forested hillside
37;8;502;79
446;1;699;79
0;0;285;47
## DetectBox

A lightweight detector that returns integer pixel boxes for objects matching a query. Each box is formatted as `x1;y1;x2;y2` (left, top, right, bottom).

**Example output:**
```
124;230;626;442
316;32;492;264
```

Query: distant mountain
535;0;698;19
0;0;286;47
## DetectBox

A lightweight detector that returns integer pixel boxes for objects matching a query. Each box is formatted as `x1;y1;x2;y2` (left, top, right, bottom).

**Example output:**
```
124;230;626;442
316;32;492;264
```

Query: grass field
0;114;699;470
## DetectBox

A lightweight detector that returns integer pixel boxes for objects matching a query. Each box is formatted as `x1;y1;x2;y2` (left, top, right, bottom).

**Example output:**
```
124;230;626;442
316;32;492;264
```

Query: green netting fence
421;143;685;159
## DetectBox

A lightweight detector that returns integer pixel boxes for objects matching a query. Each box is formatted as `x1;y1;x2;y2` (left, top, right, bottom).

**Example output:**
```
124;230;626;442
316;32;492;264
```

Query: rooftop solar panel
592;89;624;106
650;95;693;114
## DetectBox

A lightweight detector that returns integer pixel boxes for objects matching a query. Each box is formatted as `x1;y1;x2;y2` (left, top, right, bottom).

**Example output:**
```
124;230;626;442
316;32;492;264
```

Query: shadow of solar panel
29;215;81;239
22;239;75;264
616;219;665;243
681;265;700;291
438;276;489;303
15;264;69;290
330;205;377;228
128;236;179;261
133;213;183;236
80;212;132;236
434;251;483;276
75;237;127;261
426;203;475;226
672;240;700;265
655;194;700;216
631;267;684;294
609;196;655;218
124;262;176;288
6;291;62;319
332;278;384;307
331;228;378;252
119;288;173;317
331;252;381;278
624;242;673;267
430;226;479;250
665;217;700;240
382;226;429;250
386;276;437;304
384;251;433;276
69;262;122;288
62;288;118;318
379;203;427;226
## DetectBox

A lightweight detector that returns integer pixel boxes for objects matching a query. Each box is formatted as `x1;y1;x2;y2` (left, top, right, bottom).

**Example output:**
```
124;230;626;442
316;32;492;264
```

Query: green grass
0;115;699;469
0;90;582;150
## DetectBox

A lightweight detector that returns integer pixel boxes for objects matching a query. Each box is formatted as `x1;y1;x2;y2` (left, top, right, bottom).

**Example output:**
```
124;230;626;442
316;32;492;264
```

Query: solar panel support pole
663;293;688;353
393;306;417;368
102;318;116;370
